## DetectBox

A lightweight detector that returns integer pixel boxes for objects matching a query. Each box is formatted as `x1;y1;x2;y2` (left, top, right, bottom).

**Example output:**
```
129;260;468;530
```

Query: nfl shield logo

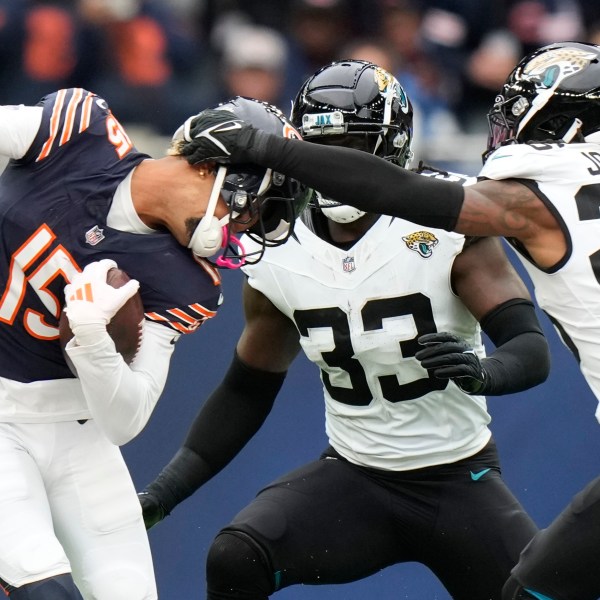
342;256;355;272
85;225;105;246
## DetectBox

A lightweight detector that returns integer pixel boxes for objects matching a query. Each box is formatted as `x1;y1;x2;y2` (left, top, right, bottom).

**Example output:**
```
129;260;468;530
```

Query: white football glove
64;259;139;346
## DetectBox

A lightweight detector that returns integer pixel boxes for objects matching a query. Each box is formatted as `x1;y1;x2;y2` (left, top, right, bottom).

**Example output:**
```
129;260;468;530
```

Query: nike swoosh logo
470;468;491;481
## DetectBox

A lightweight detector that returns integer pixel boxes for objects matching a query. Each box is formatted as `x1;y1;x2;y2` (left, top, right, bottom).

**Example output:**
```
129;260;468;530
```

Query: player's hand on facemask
64;259;139;345
415;332;486;394
138;490;169;530
179;109;258;165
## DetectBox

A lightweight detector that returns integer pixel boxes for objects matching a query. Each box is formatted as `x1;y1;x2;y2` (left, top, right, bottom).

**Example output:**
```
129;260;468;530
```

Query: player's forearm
480;299;551;395
142;352;285;513
0;105;42;158
67;322;174;445
251;133;466;230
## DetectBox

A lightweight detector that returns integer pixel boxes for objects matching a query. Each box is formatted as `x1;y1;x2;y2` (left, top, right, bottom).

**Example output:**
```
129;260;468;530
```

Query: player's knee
502;575;555;600
206;530;274;599
8;574;83;599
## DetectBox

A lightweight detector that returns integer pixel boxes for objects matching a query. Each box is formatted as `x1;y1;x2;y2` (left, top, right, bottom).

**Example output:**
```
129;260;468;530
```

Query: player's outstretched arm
139;282;301;529
181;111;550;246
138;351;286;528
181;110;466;230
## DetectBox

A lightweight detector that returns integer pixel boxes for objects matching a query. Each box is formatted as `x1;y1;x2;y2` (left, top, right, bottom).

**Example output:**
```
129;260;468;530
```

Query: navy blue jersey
0;89;222;383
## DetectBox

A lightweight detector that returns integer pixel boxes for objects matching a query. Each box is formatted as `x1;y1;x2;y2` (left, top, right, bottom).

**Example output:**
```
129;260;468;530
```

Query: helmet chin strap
188;165;230;258
187;165;247;268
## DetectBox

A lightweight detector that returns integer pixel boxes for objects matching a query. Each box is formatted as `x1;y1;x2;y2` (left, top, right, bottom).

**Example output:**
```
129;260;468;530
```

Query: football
59;267;144;374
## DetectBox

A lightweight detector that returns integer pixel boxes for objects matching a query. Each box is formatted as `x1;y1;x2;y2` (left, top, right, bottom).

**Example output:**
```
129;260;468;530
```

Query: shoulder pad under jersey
479;142;579;182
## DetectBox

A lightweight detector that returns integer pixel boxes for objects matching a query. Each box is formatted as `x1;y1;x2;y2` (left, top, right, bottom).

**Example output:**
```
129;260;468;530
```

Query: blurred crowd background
1;0;599;171
4;4;600;596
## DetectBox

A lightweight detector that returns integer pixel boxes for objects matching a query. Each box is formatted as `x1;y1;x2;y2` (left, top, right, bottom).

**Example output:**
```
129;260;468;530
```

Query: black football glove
179;109;259;166
138;490;170;530
415;332;486;394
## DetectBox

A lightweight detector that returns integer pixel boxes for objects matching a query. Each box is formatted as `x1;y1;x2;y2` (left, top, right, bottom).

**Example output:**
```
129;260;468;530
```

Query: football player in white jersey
139;61;551;600
0;92;307;600
170;43;600;600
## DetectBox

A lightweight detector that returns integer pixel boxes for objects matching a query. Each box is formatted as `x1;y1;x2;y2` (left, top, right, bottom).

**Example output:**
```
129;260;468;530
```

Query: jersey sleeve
0;105;43;159
138;255;222;335
479;143;569;182
65;320;176;446
22;89;94;163
20;88;134;167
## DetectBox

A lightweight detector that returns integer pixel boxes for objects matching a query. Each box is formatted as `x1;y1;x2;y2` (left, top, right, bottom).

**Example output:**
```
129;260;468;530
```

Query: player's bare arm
452;236;531;321
172;110;563;273
138;279;297;530
237;280;302;373
462;180;567;268
420;234;550;396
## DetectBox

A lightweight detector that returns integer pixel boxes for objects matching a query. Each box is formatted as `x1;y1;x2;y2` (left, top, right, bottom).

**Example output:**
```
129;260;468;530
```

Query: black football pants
206;439;538;600
504;474;600;600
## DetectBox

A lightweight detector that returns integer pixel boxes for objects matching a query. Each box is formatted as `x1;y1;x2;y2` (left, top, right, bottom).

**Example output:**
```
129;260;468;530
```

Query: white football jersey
480;142;600;422
242;214;491;470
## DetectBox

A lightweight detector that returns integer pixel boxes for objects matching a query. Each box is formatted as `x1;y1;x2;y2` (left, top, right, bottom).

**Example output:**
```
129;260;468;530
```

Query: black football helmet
290;59;413;223
485;41;600;161
174;97;311;266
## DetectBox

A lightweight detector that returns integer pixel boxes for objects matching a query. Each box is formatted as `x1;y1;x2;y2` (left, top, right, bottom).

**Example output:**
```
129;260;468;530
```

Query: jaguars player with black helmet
139;61;551;600
0;90;308;600
166;42;600;600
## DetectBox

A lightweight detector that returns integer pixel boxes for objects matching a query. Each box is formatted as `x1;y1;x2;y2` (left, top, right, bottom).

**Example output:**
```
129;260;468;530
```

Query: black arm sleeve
479;298;551;395
250;132;465;231
143;351;286;513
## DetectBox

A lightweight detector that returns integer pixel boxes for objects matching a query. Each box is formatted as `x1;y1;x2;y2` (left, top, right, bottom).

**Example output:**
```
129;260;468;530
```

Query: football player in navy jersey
151;43;600;600
139;61;551;600
0;90;308;600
